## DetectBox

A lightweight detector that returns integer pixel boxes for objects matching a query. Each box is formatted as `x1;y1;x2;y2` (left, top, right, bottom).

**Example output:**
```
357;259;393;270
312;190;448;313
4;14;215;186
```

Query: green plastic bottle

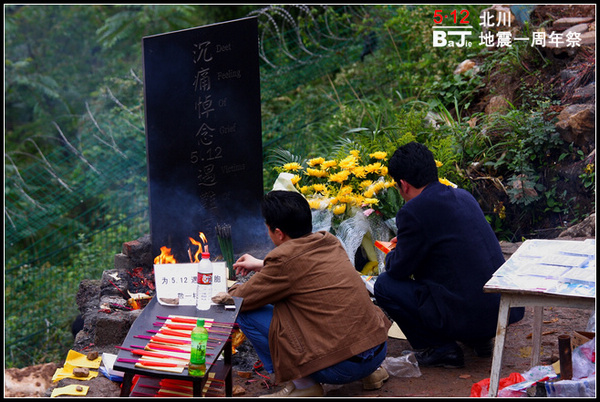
188;318;208;376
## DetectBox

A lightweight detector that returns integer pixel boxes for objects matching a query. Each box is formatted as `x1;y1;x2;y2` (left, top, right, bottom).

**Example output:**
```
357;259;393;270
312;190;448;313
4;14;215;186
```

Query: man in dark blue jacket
374;142;524;368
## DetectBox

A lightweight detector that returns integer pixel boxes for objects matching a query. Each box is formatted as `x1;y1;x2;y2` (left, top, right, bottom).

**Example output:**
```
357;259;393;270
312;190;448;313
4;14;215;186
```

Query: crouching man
229;190;391;397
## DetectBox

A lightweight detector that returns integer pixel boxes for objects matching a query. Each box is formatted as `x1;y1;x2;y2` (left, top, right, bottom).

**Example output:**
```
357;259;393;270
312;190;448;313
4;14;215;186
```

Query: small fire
189;236;202;262
154;246;177;264
154;232;208;264
188;232;209;262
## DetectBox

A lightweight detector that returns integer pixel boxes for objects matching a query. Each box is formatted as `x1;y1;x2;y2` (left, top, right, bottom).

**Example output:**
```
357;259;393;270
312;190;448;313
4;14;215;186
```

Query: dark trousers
374;272;451;349
374;271;523;350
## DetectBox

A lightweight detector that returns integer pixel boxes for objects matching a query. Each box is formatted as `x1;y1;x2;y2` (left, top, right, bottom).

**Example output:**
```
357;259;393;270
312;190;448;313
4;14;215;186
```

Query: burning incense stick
216;223;235;279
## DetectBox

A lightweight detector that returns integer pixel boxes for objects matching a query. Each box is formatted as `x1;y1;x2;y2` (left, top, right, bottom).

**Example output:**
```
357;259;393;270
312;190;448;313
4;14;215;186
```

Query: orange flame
154;232;209;264
154;246;177;264
187;232;208;262
189;236;203;262
199;232;208;254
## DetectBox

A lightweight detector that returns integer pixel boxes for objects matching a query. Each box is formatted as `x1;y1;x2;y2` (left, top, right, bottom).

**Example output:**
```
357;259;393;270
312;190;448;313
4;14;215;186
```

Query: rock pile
72;235;155;355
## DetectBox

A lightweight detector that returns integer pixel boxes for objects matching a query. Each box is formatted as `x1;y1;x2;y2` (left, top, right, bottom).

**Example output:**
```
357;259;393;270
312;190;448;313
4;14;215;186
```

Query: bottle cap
197;319;205;327
201;252;210;259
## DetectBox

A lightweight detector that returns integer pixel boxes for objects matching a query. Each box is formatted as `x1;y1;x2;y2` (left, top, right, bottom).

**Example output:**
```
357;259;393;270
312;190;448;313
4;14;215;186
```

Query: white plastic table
483;239;595;397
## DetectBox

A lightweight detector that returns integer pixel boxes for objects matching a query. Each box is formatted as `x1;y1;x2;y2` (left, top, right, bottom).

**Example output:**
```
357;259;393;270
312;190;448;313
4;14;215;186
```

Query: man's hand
233;254;264;276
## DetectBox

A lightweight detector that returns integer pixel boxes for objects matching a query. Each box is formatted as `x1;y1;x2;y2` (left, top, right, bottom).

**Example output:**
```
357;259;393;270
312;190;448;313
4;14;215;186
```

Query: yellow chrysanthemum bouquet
277;150;398;224
273;148;458;275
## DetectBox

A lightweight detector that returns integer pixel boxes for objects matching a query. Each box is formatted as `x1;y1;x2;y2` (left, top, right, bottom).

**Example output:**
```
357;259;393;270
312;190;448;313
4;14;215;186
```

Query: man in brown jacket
229;190;392;397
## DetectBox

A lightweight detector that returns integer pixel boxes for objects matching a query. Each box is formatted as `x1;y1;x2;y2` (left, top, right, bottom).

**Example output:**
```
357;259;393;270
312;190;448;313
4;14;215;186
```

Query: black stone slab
143;17;267;263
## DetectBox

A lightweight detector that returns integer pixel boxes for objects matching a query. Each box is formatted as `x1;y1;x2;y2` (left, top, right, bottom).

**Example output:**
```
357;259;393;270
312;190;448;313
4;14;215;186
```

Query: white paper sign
154;261;228;306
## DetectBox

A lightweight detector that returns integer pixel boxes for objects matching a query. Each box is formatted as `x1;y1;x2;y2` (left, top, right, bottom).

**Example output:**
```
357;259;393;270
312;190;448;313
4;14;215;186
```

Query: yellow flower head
337;185;353;197
332;203;347;215
313;184;328;194
322;160;337;169
299;185;311;195
362;198;379;206
350;150;360;158
352;166;367;179
283;162;302;172
339;155;358;170
308;199;324;210
365;162;383;174
372;181;386;192
291;175;301;185
369;151;387;160
308;157;325;167
329;170;351;183
306;168;328;178
435;160;443;168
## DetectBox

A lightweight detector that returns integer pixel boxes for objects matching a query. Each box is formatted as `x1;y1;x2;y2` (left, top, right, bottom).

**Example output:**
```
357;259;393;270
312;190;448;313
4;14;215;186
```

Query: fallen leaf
233;385;246;396
459;374;472;379
526;330;556;339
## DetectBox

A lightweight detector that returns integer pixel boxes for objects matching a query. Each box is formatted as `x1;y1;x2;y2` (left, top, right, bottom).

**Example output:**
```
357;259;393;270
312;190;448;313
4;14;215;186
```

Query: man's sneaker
260;382;324;397
414;342;465;368
362;366;390;390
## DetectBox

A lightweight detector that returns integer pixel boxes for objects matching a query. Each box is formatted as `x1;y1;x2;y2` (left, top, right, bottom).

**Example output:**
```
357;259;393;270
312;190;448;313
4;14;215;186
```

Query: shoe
466;338;494;358
414;342;464;368
362;366;390;390
260;382;324;397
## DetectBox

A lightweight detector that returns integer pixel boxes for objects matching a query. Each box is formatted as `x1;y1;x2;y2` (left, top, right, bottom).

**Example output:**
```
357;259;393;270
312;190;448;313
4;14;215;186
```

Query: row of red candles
116;315;235;369
129;376;226;397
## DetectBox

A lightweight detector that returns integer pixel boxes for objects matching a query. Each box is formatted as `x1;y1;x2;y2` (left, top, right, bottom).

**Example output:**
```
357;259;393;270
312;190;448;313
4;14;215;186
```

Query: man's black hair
388;142;438;188
261;190;312;239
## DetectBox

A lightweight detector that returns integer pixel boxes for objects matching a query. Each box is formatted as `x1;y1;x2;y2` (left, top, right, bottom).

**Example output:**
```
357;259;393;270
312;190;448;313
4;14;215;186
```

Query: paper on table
155;262;228;306
135;361;185;373
100;353;124;380
486;239;596;297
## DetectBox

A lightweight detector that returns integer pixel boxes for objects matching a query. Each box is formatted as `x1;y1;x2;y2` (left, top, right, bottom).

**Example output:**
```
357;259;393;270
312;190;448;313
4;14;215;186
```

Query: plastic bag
572;338;595;380
336;209;371;267
545;377;595;397
470;372;525;397
585;311;595;332
521;365;558;382
381;353;421;378
311;208;333;233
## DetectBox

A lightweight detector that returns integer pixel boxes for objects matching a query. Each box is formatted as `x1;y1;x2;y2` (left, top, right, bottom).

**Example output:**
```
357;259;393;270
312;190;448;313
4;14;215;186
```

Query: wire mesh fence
4;5;402;368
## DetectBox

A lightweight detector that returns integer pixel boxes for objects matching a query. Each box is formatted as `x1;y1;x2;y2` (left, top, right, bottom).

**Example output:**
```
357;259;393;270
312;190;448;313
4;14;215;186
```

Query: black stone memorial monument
143;17;267;263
